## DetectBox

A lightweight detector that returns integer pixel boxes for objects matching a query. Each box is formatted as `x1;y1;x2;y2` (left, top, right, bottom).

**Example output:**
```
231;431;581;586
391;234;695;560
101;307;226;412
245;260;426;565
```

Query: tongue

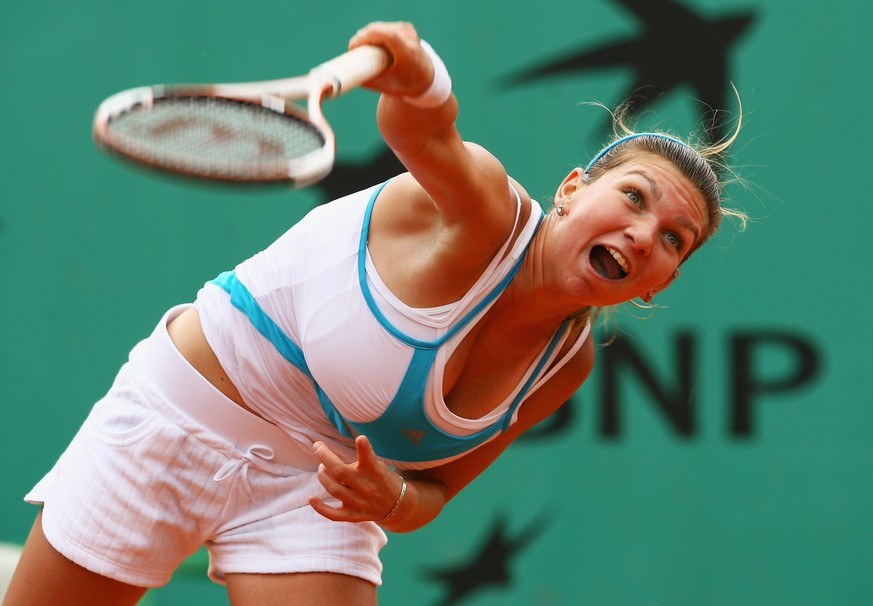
591;245;625;279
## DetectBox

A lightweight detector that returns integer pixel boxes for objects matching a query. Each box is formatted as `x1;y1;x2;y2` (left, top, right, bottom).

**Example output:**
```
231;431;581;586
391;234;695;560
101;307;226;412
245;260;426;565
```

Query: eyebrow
676;216;701;246
627;169;702;244
629;169;663;201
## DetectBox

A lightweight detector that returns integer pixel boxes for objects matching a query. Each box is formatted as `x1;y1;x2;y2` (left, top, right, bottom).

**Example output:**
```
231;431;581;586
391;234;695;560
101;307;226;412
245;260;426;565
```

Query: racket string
106;96;326;180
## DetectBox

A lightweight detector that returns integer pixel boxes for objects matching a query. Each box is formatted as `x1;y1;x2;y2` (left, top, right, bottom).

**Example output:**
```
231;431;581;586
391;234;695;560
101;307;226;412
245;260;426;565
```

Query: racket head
92;85;335;186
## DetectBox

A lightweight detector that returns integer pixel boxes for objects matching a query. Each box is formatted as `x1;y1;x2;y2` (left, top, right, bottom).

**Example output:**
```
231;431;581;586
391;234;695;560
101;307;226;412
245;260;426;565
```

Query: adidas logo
401;428;424;445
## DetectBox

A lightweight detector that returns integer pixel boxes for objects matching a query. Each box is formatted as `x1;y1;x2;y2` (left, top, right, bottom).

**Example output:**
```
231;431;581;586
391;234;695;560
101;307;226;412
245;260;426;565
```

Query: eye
624;187;642;205
664;231;684;251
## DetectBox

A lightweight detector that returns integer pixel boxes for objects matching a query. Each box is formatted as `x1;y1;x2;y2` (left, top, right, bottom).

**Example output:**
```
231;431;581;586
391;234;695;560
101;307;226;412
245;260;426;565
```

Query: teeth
606;247;629;275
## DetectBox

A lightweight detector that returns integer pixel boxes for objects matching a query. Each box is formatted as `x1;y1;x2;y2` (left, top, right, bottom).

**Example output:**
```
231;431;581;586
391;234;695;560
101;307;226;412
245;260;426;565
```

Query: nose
625;217;657;255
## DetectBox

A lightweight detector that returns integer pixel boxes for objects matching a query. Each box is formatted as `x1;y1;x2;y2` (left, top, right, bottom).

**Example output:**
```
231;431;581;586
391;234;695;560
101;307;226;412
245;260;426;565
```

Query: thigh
2;511;148;606
226;571;377;606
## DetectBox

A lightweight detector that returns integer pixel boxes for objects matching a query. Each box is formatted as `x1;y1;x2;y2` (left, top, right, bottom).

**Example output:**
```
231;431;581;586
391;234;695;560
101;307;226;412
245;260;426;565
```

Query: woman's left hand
309;435;404;523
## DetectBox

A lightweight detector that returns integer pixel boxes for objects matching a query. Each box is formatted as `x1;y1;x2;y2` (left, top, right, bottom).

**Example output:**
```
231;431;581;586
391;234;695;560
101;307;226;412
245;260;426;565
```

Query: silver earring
556;203;565;216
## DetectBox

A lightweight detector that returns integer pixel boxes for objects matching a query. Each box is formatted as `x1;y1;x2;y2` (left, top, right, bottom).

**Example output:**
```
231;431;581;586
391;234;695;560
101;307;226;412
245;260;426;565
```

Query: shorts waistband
129;304;318;469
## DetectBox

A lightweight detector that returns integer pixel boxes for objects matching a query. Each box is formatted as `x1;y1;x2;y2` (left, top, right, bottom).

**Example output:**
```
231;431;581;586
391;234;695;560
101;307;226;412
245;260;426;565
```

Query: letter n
600;332;696;438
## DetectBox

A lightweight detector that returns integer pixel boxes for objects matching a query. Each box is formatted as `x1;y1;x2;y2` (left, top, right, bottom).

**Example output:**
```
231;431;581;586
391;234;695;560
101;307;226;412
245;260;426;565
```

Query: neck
498;214;592;328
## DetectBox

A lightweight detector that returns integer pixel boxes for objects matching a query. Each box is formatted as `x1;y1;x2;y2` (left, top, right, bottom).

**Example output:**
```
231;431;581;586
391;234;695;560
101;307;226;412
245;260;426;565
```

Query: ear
555;167;584;203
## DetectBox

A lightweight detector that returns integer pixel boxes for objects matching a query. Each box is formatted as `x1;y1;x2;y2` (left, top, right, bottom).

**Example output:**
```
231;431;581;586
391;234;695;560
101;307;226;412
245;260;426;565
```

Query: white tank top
195;181;589;468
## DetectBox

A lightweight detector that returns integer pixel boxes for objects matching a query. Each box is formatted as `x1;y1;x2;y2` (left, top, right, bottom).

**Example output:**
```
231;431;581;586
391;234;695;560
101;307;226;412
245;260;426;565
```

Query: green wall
2;1;870;604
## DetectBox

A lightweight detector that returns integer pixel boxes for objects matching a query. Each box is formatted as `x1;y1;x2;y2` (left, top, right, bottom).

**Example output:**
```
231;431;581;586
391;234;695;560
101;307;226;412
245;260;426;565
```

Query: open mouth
590;245;628;280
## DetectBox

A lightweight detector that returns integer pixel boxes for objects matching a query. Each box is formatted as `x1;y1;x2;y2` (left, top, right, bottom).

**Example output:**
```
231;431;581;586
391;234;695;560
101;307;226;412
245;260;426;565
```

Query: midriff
166;306;264;419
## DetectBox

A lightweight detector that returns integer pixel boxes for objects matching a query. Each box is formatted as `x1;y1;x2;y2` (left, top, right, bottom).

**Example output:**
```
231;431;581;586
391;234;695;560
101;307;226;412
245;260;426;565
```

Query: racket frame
92;45;390;185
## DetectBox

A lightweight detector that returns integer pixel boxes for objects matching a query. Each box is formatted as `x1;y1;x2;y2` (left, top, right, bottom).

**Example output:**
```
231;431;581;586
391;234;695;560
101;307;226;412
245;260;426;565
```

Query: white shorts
25;305;387;588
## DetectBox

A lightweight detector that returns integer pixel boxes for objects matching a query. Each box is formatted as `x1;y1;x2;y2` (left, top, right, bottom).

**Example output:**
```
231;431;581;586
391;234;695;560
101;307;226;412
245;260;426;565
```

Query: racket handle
311;45;391;98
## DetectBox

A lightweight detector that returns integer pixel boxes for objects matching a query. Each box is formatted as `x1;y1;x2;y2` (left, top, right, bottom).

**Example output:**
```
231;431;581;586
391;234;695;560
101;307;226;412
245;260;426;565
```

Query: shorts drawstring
213;444;279;501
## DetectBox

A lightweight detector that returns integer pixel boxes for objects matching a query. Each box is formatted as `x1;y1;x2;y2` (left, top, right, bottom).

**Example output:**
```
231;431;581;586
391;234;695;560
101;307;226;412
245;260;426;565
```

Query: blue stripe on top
211;182;564;463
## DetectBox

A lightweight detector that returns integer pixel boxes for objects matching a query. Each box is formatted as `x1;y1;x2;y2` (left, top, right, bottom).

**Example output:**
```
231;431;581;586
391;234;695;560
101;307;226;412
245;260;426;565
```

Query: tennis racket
92;45;391;186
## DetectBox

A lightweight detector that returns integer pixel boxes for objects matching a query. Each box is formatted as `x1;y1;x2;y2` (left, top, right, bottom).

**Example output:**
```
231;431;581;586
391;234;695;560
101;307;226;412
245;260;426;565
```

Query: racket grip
311;45;391;97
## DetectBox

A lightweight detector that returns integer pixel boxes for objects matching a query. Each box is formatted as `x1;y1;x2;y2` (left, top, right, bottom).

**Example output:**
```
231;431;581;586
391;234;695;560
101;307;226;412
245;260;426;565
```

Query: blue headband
584;132;691;174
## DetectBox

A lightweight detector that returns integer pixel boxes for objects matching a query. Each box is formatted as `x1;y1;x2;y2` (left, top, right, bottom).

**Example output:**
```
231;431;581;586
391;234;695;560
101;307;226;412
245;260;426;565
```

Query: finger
312;461;363;509
314;444;368;489
354;435;380;471
350;21;417;49
311;442;361;491
348;23;428;92
308;496;355;523
312;440;349;472
316;462;361;504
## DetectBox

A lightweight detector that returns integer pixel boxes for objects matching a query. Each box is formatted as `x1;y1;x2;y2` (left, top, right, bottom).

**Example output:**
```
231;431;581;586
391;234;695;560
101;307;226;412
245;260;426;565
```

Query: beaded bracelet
403;40;452;109
378;478;408;524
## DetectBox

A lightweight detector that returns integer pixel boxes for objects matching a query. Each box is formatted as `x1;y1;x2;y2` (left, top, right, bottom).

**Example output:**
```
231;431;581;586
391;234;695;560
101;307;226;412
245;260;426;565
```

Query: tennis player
3;21;744;606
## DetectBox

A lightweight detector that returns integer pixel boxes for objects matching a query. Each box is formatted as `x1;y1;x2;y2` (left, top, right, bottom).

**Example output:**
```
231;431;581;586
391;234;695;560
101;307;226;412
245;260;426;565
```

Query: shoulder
507;175;532;207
